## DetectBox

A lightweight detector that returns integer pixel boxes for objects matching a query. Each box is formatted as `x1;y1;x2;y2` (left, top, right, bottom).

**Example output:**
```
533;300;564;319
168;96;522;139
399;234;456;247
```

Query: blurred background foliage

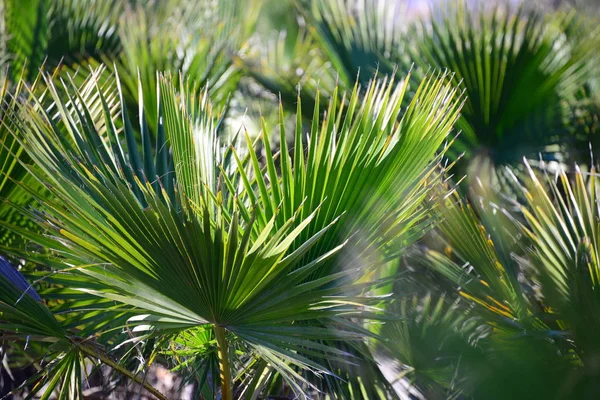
1;0;600;399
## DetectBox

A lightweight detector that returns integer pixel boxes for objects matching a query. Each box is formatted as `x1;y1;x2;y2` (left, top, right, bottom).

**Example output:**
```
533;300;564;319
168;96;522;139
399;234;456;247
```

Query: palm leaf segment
0;72;51;248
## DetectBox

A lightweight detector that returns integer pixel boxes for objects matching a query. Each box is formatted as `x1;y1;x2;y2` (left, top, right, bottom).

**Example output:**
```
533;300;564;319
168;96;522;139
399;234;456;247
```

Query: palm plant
0;64;461;398
229;72;461;397
389;162;600;398
3;1;600;398
240;0;409;120
0;0;125;253
114;0;259;134
407;4;600;186
1;0;123;82
247;1;599;187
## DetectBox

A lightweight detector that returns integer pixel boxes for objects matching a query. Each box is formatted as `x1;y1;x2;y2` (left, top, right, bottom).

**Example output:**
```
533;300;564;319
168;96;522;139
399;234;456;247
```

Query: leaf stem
214;326;232;400
245;359;268;400
77;342;168;400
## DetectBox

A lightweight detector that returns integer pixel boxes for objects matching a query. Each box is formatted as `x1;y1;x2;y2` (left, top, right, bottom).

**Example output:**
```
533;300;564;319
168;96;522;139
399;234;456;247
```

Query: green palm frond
0;71;49;248
425;189;537;332
240;72;462;279
3;0;50;82
185;68;462;397
417;197;570;398
419;161;600;397
300;0;406;86
1;65;463;398
45;0;123;69
243;0;410;119
517;163;600;364
114;0;258;134
2;0;125;83
376;295;486;399
408;4;599;184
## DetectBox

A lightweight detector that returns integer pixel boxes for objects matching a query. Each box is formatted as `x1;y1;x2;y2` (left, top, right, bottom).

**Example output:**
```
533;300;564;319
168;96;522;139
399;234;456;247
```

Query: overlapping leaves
416;162;600;398
2;66;462;398
408;4;599;183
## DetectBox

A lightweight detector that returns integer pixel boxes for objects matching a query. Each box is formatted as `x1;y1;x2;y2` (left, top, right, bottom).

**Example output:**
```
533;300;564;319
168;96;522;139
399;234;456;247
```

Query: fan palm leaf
242;0;409;119
300;0;405;87
375;295;486;399
516;163;600;387
239;72;462;276
418;161;600;397
45;0;123;69
2;0;124;83
227;71;462;396
1;65;463;398
114;0;259;134
408;4;599;185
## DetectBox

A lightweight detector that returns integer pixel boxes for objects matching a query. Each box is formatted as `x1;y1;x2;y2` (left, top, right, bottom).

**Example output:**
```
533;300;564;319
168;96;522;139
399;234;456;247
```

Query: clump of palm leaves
240;0;409;118
2;0;600;399
245;1;599;181
408;4;600;186
1;0;123;81
0;63;461;398
383;163;600;398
